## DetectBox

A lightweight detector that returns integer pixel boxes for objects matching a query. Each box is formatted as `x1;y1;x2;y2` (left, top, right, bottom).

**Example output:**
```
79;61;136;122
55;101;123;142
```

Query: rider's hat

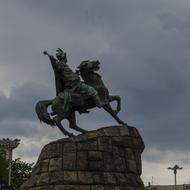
56;48;67;59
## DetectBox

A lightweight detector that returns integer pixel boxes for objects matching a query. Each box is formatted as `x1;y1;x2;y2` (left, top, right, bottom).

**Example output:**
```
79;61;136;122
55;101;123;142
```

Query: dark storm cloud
0;83;53;122
0;82;54;137
0;120;38;138
0;0;190;165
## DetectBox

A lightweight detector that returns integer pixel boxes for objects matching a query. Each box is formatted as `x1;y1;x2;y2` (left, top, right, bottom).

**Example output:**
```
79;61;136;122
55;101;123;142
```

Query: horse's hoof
82;130;88;133
123;123;128;127
68;133;75;137
119;122;128;127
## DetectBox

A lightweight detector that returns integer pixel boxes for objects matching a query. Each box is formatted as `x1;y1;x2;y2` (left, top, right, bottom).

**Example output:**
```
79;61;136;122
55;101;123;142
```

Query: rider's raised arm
49;56;60;71
43;51;60;71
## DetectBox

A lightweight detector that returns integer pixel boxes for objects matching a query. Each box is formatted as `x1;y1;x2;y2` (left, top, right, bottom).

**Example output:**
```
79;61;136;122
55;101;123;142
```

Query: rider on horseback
36;54;125;136
44;48;104;108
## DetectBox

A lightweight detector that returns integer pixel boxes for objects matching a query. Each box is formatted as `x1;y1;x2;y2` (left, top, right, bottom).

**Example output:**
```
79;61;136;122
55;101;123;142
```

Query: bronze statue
44;49;104;108
35;49;126;137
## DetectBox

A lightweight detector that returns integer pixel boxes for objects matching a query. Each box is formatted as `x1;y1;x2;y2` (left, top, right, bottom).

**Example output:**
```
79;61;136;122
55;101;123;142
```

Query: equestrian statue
35;48;127;137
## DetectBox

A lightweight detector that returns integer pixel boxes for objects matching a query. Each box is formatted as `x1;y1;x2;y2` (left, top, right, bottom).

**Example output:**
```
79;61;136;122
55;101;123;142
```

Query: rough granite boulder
21;125;145;190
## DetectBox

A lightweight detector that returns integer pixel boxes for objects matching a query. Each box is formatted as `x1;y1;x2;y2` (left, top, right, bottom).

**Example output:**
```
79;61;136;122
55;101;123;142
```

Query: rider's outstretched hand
43;51;48;55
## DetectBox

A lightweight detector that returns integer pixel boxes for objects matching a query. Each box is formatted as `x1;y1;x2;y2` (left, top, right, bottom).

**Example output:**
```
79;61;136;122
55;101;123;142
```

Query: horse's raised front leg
68;112;88;133
108;95;121;114
53;116;74;137
103;104;127;126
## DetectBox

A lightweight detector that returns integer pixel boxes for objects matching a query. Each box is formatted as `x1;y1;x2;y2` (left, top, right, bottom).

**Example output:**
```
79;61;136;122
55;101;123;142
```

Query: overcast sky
0;0;190;186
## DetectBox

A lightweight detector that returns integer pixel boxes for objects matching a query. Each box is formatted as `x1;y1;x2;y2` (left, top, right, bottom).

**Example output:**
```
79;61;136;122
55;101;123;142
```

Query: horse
35;60;127;137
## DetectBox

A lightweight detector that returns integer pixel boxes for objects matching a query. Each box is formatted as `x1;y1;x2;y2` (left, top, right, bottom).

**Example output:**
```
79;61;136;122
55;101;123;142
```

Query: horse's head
78;60;100;73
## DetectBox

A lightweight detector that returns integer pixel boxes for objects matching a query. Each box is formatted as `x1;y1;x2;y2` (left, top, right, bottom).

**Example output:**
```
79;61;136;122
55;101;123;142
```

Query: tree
11;158;33;190
0;151;33;190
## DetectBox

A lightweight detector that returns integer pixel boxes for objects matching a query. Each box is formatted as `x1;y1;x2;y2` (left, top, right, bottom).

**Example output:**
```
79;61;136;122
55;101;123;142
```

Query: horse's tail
35;100;55;126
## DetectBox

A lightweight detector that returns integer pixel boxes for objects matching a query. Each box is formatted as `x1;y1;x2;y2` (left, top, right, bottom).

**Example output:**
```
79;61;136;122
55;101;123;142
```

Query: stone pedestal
21;125;145;190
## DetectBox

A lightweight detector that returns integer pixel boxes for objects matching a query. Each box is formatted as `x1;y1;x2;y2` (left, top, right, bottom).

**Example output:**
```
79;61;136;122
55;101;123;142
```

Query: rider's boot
93;95;105;108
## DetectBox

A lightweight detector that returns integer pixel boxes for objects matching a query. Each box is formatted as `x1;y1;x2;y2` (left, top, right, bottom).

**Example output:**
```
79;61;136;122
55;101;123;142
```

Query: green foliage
0;151;33;190
11;158;34;190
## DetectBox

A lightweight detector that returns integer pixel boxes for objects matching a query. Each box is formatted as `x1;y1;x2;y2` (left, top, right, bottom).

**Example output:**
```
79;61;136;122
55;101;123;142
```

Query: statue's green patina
35;49;126;137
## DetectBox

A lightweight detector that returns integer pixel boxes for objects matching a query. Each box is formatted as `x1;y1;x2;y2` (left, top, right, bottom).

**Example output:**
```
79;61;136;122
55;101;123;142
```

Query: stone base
21;125;145;190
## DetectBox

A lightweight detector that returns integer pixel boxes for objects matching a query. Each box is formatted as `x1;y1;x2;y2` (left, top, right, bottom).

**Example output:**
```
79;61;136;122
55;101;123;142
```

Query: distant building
147;184;190;190
0;138;20;160
0;138;20;186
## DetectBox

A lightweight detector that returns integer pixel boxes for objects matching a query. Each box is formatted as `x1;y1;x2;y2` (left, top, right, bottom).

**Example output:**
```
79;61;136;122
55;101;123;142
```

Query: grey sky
0;0;190;185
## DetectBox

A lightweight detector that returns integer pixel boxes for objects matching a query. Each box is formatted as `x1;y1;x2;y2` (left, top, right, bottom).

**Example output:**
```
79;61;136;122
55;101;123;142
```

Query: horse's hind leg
53;116;74;137
103;104;127;126
109;95;121;114
68;112;88;133
56;122;74;137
